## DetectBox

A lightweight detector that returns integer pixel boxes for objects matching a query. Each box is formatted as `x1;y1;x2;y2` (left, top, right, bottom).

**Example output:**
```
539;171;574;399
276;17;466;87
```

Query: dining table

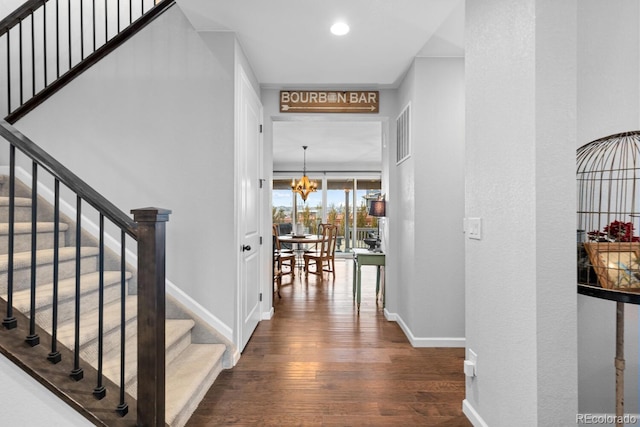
276;234;324;245
277;234;325;272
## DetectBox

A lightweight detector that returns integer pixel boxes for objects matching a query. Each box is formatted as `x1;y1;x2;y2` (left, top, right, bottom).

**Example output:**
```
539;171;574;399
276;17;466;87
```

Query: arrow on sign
281;105;376;111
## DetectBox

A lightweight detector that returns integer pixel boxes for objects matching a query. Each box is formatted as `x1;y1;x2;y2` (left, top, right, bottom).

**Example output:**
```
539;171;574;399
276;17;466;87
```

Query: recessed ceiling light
330;22;350;36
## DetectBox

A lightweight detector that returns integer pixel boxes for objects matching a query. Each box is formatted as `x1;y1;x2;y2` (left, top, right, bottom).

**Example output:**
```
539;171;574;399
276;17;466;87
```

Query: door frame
235;64;264;351
265;111;390;318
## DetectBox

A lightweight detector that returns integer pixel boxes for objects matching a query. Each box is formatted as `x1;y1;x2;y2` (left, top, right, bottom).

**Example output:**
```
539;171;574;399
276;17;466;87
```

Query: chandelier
291;145;317;201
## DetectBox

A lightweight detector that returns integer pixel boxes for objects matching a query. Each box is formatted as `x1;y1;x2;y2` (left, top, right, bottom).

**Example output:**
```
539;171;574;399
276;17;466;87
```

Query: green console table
352;248;385;313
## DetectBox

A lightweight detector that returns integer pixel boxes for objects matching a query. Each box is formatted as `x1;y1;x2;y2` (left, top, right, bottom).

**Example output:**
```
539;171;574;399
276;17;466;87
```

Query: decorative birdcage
577;131;640;293
576;131;640;425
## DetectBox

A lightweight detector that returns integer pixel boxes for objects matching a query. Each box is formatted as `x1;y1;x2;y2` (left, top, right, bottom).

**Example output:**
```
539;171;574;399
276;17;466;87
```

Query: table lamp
368;200;386;252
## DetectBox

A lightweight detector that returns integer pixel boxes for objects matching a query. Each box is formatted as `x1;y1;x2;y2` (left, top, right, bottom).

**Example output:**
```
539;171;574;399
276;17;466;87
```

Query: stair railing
0;119;170;425
0;0;174;123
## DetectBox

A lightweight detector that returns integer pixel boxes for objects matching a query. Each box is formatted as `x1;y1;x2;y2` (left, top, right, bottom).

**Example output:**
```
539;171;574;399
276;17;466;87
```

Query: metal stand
577;285;640;425
615;302;624;427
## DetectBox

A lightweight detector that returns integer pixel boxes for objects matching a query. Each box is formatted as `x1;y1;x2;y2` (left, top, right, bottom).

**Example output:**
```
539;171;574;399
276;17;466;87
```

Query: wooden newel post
132;207;171;427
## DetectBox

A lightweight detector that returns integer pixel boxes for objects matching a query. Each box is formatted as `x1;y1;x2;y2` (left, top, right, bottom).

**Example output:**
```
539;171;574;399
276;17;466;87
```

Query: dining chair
273;225;296;277
304;224;337;277
304;223;328;253
272;235;282;298
326;224;338;273
273;224;294;253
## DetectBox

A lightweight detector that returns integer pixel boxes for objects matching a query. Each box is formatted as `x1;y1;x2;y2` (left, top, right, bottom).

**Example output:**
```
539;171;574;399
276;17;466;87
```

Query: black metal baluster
104;0;108;43
70;195;83;381
43;1;47;88
2;146;17;330
56;0;60;78
47;179;61;364
31;12;35;98
6;31;11;115
93;214;106;399
117;0;120;33
18;21;23;107
80;0;84;60
129;0;132;25
68;0;72;70
92;0;96;52
26;162;39;346
116;229;128;416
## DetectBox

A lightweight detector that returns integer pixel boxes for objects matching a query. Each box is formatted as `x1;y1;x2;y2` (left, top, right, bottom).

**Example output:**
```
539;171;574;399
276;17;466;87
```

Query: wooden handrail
0;0;46;36
2;0;176;123
0;120;137;237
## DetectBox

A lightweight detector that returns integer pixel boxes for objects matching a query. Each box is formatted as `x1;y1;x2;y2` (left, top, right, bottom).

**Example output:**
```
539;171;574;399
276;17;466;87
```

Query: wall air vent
396;102;411;164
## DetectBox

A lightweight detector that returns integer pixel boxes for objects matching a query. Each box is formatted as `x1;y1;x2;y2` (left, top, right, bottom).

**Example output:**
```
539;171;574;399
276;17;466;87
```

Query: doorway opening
271;119;384;257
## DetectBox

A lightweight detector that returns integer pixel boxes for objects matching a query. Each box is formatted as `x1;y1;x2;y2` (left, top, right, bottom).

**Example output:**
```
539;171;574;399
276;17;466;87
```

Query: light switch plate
468;218;482;240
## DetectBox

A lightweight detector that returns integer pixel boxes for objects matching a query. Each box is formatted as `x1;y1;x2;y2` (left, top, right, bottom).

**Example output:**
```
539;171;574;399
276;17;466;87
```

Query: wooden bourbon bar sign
280;90;379;113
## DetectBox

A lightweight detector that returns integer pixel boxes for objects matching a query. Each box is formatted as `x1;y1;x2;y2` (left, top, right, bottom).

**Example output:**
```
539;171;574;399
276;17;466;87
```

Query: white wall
13;7;241;336
393;64;416;330
390;57;465;346
0;353;92;426
577;0;640;418
464;0;577;426
0;0;25;17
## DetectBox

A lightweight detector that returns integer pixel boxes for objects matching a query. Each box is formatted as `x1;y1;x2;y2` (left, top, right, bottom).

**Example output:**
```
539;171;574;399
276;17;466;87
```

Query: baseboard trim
261;308;274;320
462;399;489;427
386;308;465;348
167;281;233;340
383;308;396;321
3;166;235;343
231;347;241;366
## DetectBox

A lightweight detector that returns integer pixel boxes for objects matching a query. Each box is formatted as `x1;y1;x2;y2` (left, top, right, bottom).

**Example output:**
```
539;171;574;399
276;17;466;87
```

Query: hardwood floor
186;258;472;426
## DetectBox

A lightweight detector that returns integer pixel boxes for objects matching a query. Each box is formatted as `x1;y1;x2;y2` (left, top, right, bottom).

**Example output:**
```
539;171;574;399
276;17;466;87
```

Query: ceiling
177;0;465;169
272;120;383;173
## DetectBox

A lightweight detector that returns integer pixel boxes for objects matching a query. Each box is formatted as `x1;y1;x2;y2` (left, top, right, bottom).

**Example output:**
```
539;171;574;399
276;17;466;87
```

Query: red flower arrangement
588;220;640;242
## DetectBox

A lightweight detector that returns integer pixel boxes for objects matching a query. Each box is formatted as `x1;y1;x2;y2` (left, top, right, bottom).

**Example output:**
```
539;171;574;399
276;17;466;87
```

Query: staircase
0;173;231;426
0;1;235;424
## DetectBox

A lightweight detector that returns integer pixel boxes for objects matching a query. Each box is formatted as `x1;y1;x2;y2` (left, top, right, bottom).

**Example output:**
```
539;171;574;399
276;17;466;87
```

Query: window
273;176;381;254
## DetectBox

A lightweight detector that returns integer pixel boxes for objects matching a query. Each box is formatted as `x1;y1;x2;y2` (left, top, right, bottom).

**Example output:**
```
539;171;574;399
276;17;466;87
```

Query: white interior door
238;67;262;351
